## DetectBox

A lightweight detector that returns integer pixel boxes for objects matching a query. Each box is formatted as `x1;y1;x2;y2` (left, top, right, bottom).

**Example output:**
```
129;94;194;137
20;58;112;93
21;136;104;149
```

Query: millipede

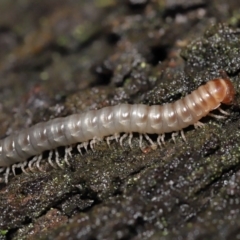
0;77;235;183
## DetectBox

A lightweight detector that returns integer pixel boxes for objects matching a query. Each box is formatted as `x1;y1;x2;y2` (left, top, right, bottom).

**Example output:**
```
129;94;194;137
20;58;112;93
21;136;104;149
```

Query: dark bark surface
0;0;240;239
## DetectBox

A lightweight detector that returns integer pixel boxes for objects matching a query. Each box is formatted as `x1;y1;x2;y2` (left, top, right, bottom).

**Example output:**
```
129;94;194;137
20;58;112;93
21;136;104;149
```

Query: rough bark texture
0;0;240;239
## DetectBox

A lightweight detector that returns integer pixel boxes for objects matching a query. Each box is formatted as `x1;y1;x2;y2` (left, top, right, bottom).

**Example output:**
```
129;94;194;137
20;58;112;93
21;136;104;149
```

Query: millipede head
207;78;235;105
221;78;235;104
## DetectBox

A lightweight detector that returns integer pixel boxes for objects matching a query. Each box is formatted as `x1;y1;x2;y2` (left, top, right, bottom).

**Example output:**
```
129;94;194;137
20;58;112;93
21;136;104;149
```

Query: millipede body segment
0;78;235;183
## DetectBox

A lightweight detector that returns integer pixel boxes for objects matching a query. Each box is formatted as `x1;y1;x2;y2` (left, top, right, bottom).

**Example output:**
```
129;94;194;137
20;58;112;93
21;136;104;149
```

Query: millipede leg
20;161;29;174
106;136;111;147
181;130;187;142
29;156;38;172
67;146;72;157
90;138;97;152
90;139;95;151
36;155;44;172
55;150;64;169
97;137;103;144
208;113;226;119
144;134;157;150
114;133;120;142
120;133;128;147
139;134;143;148
83;142;89;152
157;135;162;148
64;147;72;166
161;134;165;145
0;168;5;183
12;164;18;176
106;135;117;147
128;133;133;148
194;121;205;128
47;151;57;169
5;167;10;184
77;144;83;155
218;107;230;116
171;132;178;143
